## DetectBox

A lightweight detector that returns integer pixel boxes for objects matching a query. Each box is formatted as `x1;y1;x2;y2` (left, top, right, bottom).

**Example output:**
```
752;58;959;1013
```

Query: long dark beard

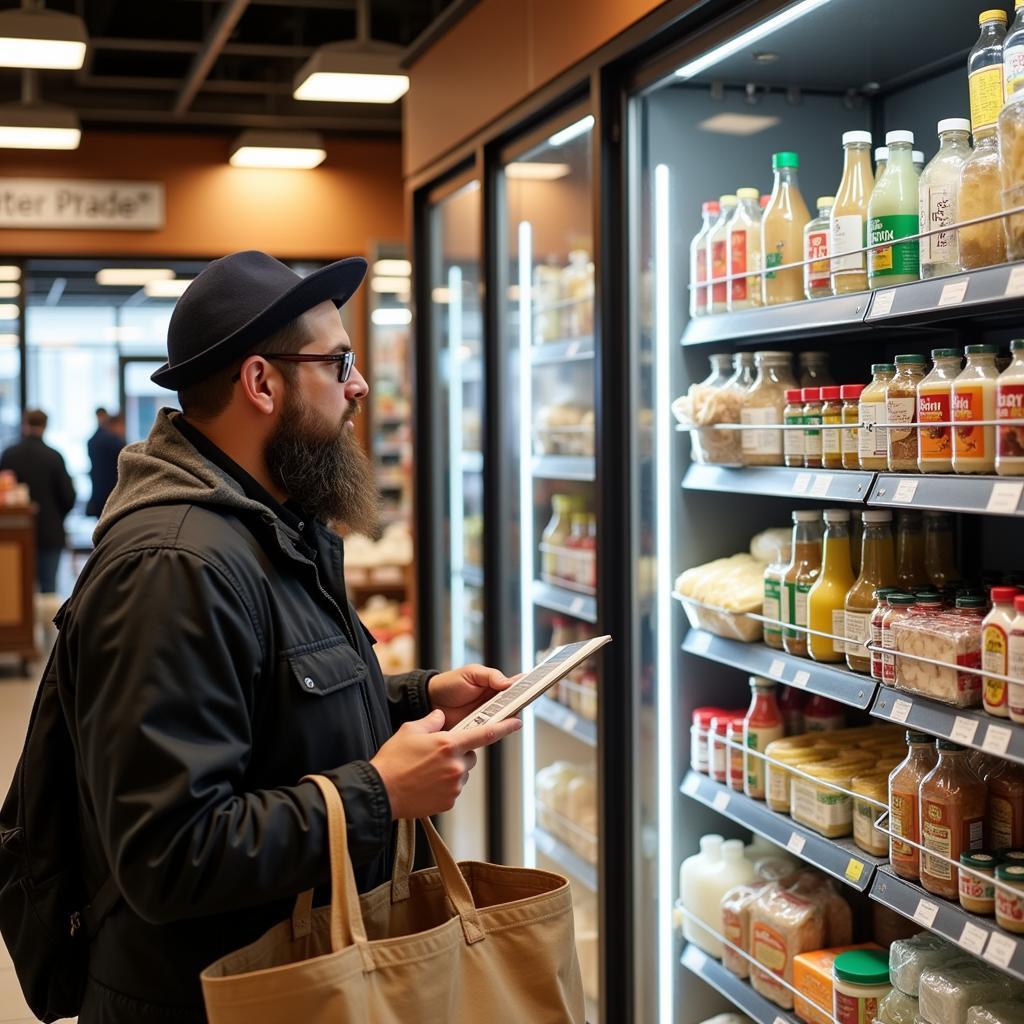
265;390;383;539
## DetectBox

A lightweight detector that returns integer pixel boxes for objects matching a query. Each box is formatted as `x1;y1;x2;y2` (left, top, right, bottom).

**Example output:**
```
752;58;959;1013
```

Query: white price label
566;341;580;358
769;659;785;679
987;481;1024;514
684;945;707;971
713;791;731;813
983;723;1013;756
1006;264;1024;297
913;899;939;927
570;597;586;617
893;479;919;503
787;832;806;855
984;931;1018;969
959;922;989;955
950;716;979;745
563;713;578;733
873;289;897;316
938;278;969;306
793;670;810;688
774;1016;788;1024
810;474;833;498
792;473;812;495
691;631;712;654
891;698;913;723
683;774;700;796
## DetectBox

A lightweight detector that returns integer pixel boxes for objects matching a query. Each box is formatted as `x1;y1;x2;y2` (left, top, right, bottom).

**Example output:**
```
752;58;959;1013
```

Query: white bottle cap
913;151;924;163
794;509;823;521
736;187;760;200
842;130;872;146
875;147;889;161
824;508;851;522
719;193;738;207
886;129;914;145
938;117;971;134
863;510;893;523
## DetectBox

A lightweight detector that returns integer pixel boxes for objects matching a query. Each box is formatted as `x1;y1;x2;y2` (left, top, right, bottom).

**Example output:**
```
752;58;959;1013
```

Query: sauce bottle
688;200;720;319
743;677;785;801
742;351;796;466
804;196;834;299
782;509;823;658
895;511;928;592
970;9;1008;137
728;188;763;312
953;344;1000;474
841;384;866;469
845;510;897;674
784;388;806;468
889;732;938;881
881;593;917;686
762;151;811;306
887;354;927;472
763;532;792;652
821;386;844;470
803;694;845;732
868;131;921;288
919;741;988;900
988;758;1024;850
997;339;1024;476
707;194;738;314
918;348;963;473
871;588;900;681
923;511;958;589
919;119;972;279
778;685;806;736
541;496;573;582
830;130;874;295
802;387;823;469
859;364;896;470
1009;594;1024;724
808;508;856;664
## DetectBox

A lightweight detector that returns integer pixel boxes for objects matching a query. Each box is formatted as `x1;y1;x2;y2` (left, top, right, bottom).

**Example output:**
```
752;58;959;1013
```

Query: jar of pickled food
741;351;797;466
881;593;917;686
887;355;927;472
859;364;896;470
802;387;823;469
821;386;844;469
841;384;866;469
784;388;805;468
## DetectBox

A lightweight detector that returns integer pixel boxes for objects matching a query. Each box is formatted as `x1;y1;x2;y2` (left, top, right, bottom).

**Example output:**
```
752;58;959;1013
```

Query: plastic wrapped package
890;934;959;997
675;555;766;642
879;988;921;1024
967;1003;1024;1024
750;885;827;1009
918;961;1016;1024
672;383;746;465
721;882;770;978
891;612;982;707
750;527;793;564
785;871;853;948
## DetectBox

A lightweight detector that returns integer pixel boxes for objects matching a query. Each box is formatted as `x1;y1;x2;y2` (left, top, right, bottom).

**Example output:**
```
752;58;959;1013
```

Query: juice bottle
830;130;874;295
841;384;866;469
875;147;888;179
803;196;834;300
918;348;963;473
845;510;897;674
808;508;856;663
887;354;927;472
820;386;844;470
707;195;738;314
689;200;720;318
868;131;921;288
743;677;785;801
997;339;1024;476
895;510;928;591
782;510;824;658
970;9;1008;137
802;387;823;469
762;151;811;306
923;511;959;590
919;119;972;279
728;188;763;312
953;344;1000;474
859;364;896;470
888;732;938;881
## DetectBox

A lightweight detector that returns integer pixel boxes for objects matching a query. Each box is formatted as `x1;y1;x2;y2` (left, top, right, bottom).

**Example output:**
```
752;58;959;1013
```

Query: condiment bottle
841;384;865;469
741;351;796;466
821;386;844;470
782;509;823;658
919;740;987;900
1006;0;1024;98
959;851;998;916
845;510;897;674
803;694;845;732
808;508;856;664
987;758;1024;849
707;194;738;314
923;511;959;589
919;119;972;279
690;707;726;774
799;351;833;388
868;131;921;288
804;196;834;300
763;533;792;651
1009;594;1024;724
830;130;875;295
895;511;928;592
953;344;1000;474
727;718;746;793
727;187;763;312
709;713;733;784
997;339;1024;476
743;677;784;801
870;587;900;681
881;593;917;686
783;388;806;468
888;731;938;881
995;864;1024;934
778;685;806;736
541;496;573;582
917;348;963;473
859;364;896;470
875;147;888;179
802;387;823;469
689;200;720;318
762;151;811;306
886;354;927;472
969;9;1008;137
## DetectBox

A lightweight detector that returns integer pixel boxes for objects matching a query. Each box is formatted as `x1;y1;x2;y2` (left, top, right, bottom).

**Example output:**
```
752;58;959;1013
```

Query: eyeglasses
232;350;356;383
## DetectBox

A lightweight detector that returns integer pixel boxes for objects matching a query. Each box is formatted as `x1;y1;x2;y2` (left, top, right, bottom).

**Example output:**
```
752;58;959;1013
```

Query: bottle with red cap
841;384;866;469
803;387;823;468
690;706;726;774
688;200;720;319
1006;595;1024;723
784;388;806;467
803;693;846;731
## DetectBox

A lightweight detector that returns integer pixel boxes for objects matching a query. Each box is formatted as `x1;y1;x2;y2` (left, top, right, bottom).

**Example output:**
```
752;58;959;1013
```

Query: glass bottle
988;758;1024;850
741;351;797;466
725;351;755;392
841;384;865;469
762;151;811;305
783;388;806;468
859;364;896;470
868;131;921;288
913;151;926;175
707;194;738;314
808;508;856;663
887;354;928;472
895;511;928;592
778;685;806;736
804;196;834;299
918;348;963;473
919;119;973;278
889;732;939;881
924;511;959;590
802;388;823;469
782;510;824;659
820;386;844;470
728;187;763;312
953;344;1000;474
744;677;785;801
845;510;897;674
563;513;587;586
1006;0;1024;98
541;496;573;583
969;9;1008;137
690;200;720;319
830;130;874;295
960;131;1007;270
763;532;792;652
875;147;888;179
799;351;833;388
997;339;1024;476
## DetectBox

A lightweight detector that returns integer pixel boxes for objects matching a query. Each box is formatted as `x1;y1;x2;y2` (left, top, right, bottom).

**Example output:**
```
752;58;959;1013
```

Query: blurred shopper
86;408;126;517
0;409;76;592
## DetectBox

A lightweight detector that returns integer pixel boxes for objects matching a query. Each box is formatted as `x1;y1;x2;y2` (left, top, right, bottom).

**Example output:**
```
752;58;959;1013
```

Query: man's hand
370;709;521;820
427;664;517;730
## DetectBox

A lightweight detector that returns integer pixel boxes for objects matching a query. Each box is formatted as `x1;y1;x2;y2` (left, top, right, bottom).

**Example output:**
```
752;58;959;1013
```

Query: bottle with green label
868;130;921;288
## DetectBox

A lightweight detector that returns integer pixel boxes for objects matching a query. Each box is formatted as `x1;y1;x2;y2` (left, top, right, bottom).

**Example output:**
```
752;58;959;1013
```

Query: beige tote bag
201;774;586;1023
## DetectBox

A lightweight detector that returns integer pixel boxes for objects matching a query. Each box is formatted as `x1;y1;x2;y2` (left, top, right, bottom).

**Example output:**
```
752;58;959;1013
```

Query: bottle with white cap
868;130;921;288
830;130;874;295
706;194;738;314
919;118;973;279
875;147;888;178
912;151;925;174
727;187;763;312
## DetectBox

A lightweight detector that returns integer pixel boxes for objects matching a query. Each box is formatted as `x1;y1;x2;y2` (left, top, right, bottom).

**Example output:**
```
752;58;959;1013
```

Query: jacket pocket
284;638;367;697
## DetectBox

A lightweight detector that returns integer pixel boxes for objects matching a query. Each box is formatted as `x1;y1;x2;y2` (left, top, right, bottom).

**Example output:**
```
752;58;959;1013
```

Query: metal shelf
680;943;802;1024
530;335;595;366
870;866;1024;979
533;695;597;747
531;580;598;623
531;455;596;481
533;826;598;891
871;686;1024;766
869;474;1024;517
682;630;876;710
681;771;882;892
683;464;875;504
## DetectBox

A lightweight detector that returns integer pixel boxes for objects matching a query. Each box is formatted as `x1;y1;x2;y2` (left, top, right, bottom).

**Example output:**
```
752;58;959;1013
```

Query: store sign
0;178;164;230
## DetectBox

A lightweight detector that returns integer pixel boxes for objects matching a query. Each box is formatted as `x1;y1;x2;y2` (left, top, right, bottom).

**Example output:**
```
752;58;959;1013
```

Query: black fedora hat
151;250;367;390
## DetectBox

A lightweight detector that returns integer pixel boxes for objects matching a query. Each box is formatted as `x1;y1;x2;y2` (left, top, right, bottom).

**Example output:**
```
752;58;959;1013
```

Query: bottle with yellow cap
970;10;1008;136
727;187;763;312
706;194;738;314
1006;1;1024;98
804;196;834;299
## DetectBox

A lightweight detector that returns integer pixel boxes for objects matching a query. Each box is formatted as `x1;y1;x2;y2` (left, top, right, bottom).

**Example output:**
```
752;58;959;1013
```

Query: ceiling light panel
0;9;88;70
294;44;409;104
372;259;411;277
96;268;175;286
506;162;571;181
0;267;21;282
699;113;782;135
229;130;326;169
144;279;192;299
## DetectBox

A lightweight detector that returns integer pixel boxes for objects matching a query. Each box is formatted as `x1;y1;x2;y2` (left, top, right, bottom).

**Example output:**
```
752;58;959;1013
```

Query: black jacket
0;435;76;549
85;426;125;517
57;409;435;1024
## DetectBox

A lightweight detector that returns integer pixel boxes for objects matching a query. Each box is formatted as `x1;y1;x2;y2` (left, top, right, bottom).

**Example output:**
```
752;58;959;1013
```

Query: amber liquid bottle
845;511;897;674
895;511;928;591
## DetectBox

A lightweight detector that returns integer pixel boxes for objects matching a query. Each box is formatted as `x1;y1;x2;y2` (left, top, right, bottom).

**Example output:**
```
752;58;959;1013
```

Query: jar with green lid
833;948;892;1024
1001;849;1024;864
959;851;997;914
802;387;823;468
918;348;963;473
887;355;928;472
821;386;844;469
860;364;896;469
783;388;805;467
841;384;865;469
996;863;1024;933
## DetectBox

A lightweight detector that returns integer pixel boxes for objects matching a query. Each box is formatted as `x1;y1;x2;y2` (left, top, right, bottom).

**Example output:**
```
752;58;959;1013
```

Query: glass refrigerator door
501;111;601;1020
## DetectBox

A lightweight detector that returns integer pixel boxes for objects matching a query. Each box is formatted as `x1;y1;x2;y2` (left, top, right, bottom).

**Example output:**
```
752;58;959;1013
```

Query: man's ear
236;356;281;417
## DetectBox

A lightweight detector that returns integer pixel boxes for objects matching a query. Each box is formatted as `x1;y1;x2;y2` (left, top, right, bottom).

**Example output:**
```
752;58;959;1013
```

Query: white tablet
449;635;612;734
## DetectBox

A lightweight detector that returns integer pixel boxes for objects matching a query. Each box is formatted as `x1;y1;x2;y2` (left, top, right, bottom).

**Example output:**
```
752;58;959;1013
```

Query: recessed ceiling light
229;130;326;169
0;304;19;320
294;44;409;104
144;279;192;299
0;283;20;298
0;266;20;281
698;112;782;136
371;307;411;326
96;268;175;286
370;276;411;293
0;8;88;70
372;259;410;277
0;101;80;150
507;162;571;181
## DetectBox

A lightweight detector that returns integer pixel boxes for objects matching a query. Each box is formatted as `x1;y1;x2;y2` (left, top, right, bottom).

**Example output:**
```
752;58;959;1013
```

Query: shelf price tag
845;859;865;883
787;832;806;856
691;631;712;654
683;774;701;796
713;791;731;813
774;1016;789;1024
891;698;913;724
769;659;786;680
987;481;1024;514
684;944;707;972
810;474;833;498
983;724;1013;756
792;473;812;495
1006;265;1024;297
913;899;939;927
873;289;897;316
563;713;578;733
570;596;586;617
893;479;919;503
959;922;989;955
938;279;969;306
793;670;810;688
951;717;979;745
984;931;1017;969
